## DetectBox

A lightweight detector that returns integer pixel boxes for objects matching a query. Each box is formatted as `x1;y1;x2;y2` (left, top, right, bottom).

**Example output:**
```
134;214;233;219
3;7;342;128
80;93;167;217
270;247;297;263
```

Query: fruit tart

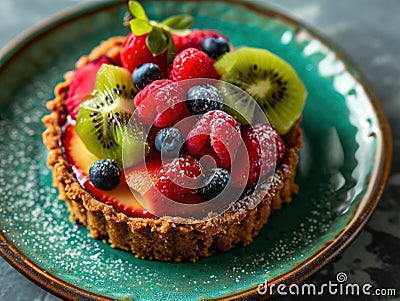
42;1;306;262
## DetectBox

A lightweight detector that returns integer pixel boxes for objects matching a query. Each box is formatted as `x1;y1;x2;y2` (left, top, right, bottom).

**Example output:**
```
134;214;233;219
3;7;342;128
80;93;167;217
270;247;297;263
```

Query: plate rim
0;0;392;300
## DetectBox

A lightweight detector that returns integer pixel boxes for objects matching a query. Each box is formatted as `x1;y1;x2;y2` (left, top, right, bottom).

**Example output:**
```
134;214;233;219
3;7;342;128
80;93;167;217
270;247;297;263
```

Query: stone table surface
0;0;399;300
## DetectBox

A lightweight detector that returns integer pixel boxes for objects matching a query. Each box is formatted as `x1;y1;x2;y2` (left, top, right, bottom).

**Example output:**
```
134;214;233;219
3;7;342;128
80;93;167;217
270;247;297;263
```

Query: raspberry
187;110;241;168
168;48;219;81
233;123;286;188
120;32;168;76
127;153;201;201
66;56;110;119
153;154;201;201
172;29;228;54
252;123;286;173
134;79;188;128
232;129;261;188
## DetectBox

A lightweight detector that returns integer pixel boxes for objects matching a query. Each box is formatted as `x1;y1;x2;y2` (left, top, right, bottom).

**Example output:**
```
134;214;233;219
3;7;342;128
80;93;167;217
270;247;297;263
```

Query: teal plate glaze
0;0;392;300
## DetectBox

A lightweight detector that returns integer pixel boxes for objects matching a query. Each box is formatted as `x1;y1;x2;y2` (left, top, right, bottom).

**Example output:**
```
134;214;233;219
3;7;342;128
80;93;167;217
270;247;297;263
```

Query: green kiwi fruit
218;81;258;125
214;47;307;134
76;64;148;167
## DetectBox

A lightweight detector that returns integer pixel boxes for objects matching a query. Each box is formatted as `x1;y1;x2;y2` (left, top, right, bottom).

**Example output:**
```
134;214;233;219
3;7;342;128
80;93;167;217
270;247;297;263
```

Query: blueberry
186;84;223;114
202;37;230;59
132;63;162;90
155;128;185;158
197;168;232;201
89;159;121;191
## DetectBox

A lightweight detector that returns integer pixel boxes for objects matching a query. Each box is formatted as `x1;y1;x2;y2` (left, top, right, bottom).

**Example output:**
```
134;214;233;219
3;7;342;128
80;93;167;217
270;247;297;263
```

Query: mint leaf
162;15;194;30
170;28;191;37
127;2;194;59
146;27;169;55
130;18;152;36
166;31;176;64
129;0;148;20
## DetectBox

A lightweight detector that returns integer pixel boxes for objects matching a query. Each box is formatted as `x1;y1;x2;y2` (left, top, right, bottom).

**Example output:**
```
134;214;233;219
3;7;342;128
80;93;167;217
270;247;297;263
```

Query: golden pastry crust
42;37;303;262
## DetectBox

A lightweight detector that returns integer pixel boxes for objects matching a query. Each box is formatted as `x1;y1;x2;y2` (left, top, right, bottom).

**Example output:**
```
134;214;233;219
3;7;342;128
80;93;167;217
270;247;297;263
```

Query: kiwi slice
218;82;258;125
214;47;307;134
76;64;148;167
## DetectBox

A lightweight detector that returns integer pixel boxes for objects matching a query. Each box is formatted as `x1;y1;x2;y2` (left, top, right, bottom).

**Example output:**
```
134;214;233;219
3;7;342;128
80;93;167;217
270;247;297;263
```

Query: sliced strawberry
168;48;219;81
187;110;241;168
62;124;154;218
233;123;286;188
172;29;228;54
66;56;110;119
120;32;168;76
125;152;160;195
134;79;188;128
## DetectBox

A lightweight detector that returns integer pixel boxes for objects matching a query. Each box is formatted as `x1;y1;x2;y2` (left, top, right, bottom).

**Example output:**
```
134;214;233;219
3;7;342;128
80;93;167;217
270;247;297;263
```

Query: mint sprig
147;26;169;55
162;15;194;31
129;0;148;20
130;18;152;36
128;1;194;63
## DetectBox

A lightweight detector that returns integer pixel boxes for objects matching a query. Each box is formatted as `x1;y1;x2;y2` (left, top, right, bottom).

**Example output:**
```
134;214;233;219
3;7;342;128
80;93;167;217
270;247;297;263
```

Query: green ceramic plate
0;0;392;300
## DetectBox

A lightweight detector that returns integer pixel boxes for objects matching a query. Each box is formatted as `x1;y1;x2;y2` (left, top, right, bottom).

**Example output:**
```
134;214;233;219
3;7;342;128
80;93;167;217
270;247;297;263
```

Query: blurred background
0;0;399;300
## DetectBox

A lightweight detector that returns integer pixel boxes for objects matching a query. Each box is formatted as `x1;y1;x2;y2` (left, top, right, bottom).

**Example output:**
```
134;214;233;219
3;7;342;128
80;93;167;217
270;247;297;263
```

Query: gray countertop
0;0;399;300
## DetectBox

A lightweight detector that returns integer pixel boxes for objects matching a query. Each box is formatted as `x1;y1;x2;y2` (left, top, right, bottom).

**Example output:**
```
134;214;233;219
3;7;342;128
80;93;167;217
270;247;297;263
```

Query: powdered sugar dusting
0;0;365;297
0;83;337;299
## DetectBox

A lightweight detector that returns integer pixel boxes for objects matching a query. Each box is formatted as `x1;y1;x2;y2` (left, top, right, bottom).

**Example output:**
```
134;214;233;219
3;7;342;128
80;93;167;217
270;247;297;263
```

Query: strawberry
66;56;110;119
120;32;168;76
134;79;189;128
126;152;201;202
172;29;228;54
186;110;241;168
233;123;286;188
168;48;219;81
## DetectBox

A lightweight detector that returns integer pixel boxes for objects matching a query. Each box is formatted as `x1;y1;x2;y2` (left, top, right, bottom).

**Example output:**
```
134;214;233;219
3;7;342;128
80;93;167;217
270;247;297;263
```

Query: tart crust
42;37;303;262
